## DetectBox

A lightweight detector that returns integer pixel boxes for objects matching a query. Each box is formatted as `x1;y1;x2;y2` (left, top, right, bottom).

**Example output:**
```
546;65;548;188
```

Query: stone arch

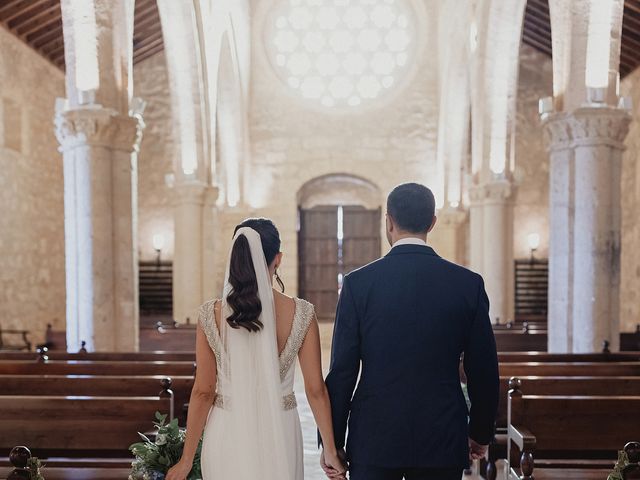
216;29;246;208
297;174;383;210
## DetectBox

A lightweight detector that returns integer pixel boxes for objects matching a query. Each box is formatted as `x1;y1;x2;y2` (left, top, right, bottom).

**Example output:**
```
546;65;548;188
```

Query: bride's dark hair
226;218;284;332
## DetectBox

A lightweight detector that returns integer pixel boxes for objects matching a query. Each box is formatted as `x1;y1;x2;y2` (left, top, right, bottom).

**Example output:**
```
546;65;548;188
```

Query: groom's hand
468;437;488;462
321;448;348;479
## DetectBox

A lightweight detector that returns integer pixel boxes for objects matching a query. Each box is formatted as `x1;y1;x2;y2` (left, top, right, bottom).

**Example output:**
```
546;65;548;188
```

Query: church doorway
298;205;381;320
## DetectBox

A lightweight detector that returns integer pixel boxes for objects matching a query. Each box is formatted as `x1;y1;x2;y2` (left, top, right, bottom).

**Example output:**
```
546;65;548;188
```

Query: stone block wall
0;27;66;344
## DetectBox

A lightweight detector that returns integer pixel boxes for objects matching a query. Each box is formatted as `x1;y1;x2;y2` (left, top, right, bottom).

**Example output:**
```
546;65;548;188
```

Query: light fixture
586;86;606;105
527;232;540;262
153;233;165;265
538;96;554;116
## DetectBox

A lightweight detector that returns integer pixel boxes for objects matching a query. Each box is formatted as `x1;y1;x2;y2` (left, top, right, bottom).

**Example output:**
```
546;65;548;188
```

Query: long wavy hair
226;218;284;332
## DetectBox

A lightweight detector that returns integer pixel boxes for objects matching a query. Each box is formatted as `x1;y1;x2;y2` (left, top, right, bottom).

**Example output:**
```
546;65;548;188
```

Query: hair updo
226;218;284;332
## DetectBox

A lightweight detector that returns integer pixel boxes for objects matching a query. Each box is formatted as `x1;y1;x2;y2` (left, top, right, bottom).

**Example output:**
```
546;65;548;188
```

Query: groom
323;183;499;480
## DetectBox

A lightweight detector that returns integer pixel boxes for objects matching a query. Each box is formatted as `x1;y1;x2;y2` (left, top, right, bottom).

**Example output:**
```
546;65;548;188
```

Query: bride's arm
170;323;217;475
298;316;344;472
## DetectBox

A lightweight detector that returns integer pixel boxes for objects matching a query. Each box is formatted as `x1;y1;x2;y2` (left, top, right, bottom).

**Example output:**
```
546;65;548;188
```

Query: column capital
174;181;209;206
542;107;631;152
468;179;514;205
55;107;144;153
437;206;468;226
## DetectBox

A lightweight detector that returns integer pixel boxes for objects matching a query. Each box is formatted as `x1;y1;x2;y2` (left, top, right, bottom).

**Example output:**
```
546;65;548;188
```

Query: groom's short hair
387;183;436;234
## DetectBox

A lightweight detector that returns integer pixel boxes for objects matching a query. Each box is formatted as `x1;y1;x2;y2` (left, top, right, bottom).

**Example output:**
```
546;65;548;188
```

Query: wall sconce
153;233;165;266
527;232;540;262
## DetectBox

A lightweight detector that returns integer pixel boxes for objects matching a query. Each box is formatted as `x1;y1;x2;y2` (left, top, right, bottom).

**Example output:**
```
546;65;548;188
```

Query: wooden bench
0;395;171;459
498;352;640;362
0;360;196;377
139;324;196;352
0;374;193;423
506;387;640;479
0;326;31;352
493;330;640;352
2;446;130;480
499;361;640;377
485;376;640;479
0;350;195;362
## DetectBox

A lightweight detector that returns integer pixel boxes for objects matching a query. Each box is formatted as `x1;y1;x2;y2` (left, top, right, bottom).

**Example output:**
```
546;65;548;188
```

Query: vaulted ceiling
1;0;640;78
0;0;163;70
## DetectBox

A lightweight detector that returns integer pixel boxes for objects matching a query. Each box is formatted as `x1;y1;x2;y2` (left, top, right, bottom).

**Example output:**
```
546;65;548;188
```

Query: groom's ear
427;216;437;233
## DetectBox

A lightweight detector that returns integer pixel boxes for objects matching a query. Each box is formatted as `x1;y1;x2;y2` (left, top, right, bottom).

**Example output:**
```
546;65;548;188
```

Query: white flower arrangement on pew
129;412;202;480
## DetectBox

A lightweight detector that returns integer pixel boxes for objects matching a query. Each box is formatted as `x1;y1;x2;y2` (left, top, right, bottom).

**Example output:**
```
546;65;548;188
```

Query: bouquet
607;449;630;480
129;412;202;480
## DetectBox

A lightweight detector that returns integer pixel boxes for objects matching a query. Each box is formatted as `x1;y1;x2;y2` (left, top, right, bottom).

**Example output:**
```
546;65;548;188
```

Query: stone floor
294;323;491;480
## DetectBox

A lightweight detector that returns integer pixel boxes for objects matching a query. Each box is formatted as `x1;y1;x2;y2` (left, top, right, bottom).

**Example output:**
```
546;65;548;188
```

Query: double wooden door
298;206;381;320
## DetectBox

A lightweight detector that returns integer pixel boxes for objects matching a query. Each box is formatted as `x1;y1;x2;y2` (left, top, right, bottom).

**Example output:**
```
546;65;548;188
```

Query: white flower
155;433;167;446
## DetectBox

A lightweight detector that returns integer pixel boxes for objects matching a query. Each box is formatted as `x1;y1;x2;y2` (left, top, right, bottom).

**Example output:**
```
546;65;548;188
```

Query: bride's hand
321;448;348;479
166;459;192;480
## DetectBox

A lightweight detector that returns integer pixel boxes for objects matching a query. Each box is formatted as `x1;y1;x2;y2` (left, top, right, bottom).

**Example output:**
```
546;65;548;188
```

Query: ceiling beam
29;23;63;47
4;0;53;25
14;6;62;38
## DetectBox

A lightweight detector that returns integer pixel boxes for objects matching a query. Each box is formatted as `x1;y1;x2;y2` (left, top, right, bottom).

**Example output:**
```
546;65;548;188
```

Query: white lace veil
218;227;291;479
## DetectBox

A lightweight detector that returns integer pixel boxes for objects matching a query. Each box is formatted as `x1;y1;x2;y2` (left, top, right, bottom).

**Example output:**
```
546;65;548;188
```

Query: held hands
165;459;192;480
468;437;488;463
321;448;348;479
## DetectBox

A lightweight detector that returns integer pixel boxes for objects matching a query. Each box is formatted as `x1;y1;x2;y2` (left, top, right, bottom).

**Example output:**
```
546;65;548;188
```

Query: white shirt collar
392;237;428;248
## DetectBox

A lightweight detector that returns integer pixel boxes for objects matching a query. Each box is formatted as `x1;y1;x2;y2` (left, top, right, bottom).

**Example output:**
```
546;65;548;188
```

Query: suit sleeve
324;275;361;450
463;276;500;445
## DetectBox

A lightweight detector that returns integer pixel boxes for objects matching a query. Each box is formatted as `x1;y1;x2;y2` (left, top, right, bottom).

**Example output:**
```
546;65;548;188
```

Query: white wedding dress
196;228;315;480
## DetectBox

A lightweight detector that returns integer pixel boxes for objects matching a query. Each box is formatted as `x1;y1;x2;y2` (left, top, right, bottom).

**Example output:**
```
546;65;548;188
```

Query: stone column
482;180;515;325
542;107;630;352
55;107;143;352
468;180;515;324
172;182;220;324
434;207;468;265
542;114;575;352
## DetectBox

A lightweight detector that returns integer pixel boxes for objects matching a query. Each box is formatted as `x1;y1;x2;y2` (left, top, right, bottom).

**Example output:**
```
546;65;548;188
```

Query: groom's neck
392;232;428;245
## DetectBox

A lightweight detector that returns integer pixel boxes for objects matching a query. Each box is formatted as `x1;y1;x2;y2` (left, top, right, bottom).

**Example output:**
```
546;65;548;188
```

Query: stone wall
133;52;175;262
620;68;640;333
0;27;66;344
224;0;440;296
513;44;553;260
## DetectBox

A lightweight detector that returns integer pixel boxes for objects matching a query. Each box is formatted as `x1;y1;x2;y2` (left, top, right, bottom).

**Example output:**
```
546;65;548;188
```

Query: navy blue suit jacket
325;244;499;469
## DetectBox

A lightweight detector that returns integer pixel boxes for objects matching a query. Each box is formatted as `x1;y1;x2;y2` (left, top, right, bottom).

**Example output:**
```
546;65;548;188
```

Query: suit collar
386;244;439;257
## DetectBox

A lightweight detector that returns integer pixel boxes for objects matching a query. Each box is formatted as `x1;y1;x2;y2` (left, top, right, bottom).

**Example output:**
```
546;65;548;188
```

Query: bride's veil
218;227;291;479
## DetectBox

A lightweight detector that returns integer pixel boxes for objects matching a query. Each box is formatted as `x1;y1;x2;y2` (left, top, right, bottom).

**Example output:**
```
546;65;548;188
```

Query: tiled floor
295;324;490;480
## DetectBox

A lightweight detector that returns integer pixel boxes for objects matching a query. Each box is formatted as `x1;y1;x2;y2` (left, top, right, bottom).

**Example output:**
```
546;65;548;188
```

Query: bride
166;218;347;480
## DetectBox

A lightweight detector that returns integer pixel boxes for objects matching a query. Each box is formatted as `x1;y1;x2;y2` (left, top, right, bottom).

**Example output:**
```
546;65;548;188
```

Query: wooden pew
0;374;193;424
506;387;640;479
0;350;196;362
0;395;171;458
0;360;195;377
1;446;130;480
499;361;640;377
485;376;640;479
139;324;196;352
498;352;640;362
494;331;547;352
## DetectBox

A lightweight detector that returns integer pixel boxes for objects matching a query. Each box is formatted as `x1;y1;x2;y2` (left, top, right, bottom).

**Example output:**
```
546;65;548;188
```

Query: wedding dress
197;228;315;480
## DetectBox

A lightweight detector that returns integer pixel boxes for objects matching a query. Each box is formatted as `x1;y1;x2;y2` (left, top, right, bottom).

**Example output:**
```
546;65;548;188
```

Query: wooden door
298;207;339;320
342;206;382;275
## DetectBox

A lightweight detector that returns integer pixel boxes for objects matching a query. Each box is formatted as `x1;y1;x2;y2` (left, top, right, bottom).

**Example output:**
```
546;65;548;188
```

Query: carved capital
468;179;514;205
55;107;144;153
174;181;208;206
438;206;468;226
569;107;631;149
542;113;573;151
541;107;631;152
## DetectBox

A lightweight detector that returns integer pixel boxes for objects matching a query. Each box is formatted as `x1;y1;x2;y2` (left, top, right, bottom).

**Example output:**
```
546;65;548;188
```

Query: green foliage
129;412;203;480
27;457;45;480
608;450;630;480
